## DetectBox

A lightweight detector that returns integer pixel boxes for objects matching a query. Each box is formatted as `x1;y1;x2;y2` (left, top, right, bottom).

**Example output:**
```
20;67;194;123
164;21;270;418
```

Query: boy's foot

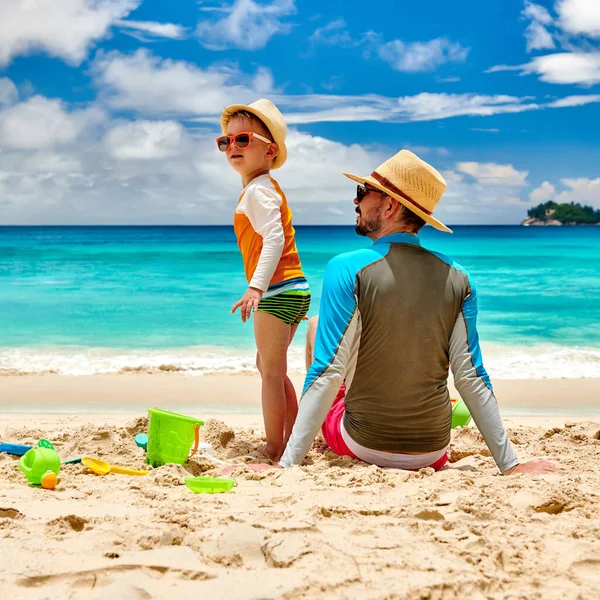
258;444;282;462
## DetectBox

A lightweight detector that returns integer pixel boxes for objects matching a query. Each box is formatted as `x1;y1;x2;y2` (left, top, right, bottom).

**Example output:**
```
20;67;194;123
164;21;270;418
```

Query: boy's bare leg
253;311;293;462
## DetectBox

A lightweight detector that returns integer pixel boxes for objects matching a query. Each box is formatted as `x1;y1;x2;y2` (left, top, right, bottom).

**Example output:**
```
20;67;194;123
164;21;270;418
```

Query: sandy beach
0;374;599;599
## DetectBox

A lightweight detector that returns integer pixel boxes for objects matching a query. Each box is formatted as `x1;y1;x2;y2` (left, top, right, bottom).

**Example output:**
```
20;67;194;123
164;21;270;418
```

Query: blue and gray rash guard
280;232;518;472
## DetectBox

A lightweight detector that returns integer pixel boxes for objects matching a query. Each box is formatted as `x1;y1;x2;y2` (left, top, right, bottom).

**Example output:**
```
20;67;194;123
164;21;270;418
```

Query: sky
0;0;599;225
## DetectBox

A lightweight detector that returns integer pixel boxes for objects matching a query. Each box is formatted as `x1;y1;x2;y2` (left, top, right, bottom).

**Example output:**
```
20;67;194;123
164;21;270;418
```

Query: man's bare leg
305;316;318;371
283;323;301;445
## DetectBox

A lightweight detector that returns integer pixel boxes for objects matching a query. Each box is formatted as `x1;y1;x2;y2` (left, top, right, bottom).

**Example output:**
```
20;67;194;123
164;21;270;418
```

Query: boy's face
225;116;277;177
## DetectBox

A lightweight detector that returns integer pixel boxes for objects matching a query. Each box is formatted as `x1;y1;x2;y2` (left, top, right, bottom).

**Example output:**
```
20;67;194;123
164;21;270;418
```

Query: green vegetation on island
522;201;600;226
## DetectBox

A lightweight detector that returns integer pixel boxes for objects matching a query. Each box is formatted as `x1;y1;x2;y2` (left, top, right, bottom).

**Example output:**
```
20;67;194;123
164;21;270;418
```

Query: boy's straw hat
221;99;287;169
343;149;452;233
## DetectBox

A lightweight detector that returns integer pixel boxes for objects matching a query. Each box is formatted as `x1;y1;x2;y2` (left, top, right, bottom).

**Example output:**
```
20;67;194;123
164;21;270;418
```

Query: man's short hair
228;110;274;141
397;203;426;232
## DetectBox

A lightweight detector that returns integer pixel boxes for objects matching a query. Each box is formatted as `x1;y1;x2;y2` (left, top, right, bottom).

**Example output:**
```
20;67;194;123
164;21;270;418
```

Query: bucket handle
189;424;200;459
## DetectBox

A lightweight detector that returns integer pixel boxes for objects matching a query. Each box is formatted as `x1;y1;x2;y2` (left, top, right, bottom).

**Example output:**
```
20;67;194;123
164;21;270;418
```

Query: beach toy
0;443;33;456
38;438;55;450
19;446;61;489
184;476;235;494
135;433;148;451
146;408;204;468
62;457;82;465
451;398;472;428
82;456;148;477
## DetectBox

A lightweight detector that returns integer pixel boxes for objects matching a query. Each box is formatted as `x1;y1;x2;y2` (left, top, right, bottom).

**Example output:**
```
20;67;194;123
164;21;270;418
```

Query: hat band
371;171;432;216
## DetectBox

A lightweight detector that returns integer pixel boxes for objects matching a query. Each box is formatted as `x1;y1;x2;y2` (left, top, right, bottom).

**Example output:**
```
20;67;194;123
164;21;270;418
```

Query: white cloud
0;111;389;225
470;128;500;133
0;0;139;67
104;120;187;159
0;103;546;226
0;96;104;149
435;165;536;225
0;77;18;106
487;52;600;85
523;1;554;25
95;50;600;128
557;0;600;39
21;151;82;173
378;37;469;72
309;19;355;48
529;181;556;202
253;67;276;94
94;51;547;124
457;162;529;187
527;177;600;210
196;0;296;51
116;19;187;40
441;170;464;183
437;76;461;83
522;1;556;52
93;49;259;116
546;94;600;107
524;21;556;52
555;177;600;208
281;92;541;124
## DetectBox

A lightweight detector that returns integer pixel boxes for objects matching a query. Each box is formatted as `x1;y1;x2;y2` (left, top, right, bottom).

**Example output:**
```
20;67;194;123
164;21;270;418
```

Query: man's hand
503;460;559;475
231;287;263;322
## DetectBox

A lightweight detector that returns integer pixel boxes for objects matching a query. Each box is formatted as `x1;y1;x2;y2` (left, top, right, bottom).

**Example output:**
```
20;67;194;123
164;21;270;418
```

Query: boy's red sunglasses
216;132;272;152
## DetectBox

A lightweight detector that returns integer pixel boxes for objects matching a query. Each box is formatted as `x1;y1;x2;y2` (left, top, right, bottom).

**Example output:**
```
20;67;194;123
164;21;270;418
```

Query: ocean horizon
1;225;599;379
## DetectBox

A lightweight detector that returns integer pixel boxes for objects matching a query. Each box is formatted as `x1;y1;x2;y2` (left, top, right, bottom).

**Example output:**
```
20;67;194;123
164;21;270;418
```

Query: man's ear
266;142;278;161
385;196;400;219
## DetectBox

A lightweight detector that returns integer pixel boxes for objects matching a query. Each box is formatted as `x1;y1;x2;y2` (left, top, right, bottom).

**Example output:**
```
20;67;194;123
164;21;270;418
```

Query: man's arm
279;255;361;467
449;285;519;472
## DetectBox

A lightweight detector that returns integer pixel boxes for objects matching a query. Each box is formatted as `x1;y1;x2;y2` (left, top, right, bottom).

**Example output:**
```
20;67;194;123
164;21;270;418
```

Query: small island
522;201;600;226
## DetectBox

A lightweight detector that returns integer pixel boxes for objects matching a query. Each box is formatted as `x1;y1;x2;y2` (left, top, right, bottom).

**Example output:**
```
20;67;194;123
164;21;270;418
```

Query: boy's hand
231;287;263;322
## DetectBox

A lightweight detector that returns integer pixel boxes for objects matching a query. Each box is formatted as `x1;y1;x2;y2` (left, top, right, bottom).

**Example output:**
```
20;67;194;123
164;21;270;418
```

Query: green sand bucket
451;398;472;428
146;408;204;467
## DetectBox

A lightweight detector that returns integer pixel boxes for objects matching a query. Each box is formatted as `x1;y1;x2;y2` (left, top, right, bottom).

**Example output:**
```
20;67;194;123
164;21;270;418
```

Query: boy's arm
449;285;519;472
237;184;284;292
279;256;360;467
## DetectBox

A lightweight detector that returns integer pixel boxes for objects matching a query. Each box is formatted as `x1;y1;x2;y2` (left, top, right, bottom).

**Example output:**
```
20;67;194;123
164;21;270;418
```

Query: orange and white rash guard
234;174;305;293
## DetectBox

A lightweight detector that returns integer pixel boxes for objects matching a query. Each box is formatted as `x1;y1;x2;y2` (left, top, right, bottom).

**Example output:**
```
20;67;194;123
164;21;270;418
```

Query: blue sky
0;0;599;225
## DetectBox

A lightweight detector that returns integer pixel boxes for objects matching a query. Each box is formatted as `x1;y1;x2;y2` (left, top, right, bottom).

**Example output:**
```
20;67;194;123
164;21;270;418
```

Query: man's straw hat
343;149;451;233
221;99;287;169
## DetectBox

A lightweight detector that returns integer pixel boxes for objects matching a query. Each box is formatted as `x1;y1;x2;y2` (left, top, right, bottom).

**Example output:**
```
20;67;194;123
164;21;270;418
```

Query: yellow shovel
82;456;148;477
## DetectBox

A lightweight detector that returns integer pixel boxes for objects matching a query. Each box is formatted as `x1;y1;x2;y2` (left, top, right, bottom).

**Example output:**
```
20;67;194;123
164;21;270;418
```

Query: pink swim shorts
321;384;449;471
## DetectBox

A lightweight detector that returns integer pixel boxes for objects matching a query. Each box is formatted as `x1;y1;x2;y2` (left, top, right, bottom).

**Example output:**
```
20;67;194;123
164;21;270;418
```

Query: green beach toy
184;476;235;494
146;408;204;468
451;398;472;428
19;446;61;489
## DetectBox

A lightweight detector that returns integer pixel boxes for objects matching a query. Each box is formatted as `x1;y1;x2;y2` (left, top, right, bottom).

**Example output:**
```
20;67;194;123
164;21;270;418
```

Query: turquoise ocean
1;225;599;379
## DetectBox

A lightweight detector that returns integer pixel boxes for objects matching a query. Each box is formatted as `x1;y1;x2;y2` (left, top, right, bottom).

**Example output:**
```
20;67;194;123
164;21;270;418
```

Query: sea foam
0;343;598;379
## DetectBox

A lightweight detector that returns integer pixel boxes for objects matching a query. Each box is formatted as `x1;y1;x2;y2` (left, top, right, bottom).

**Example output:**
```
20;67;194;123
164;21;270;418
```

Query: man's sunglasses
356;183;387;203
216;132;272;152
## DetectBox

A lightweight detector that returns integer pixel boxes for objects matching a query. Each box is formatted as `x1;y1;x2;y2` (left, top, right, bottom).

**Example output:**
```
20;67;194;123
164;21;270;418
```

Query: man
278;150;555;475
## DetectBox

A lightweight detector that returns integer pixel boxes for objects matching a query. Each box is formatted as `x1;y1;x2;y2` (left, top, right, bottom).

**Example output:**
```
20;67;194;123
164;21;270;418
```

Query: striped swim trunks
257;277;311;325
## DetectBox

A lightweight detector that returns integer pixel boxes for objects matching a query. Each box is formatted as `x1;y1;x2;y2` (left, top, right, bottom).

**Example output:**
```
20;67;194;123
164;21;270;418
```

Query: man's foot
258;443;282;462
